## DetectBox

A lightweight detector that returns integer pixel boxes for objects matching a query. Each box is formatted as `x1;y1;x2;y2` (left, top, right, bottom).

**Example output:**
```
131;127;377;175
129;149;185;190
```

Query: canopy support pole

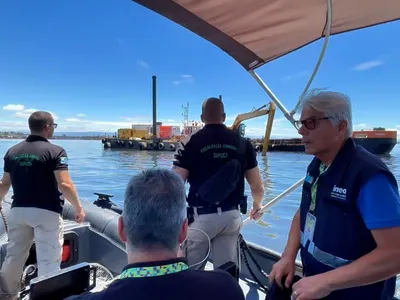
243;177;305;225
290;0;333;115
248;70;296;126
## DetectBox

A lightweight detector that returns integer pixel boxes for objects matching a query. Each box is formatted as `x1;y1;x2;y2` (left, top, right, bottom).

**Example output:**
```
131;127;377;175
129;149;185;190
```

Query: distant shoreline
0;134;106;141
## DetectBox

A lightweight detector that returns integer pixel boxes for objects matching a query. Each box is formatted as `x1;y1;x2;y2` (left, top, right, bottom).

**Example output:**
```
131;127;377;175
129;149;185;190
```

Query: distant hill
54;132;108;137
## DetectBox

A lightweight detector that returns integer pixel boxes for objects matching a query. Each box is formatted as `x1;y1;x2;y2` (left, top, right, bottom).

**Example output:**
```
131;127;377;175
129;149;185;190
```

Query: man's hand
269;256;296;289
291;274;333;300
250;202;263;220
75;206;85;223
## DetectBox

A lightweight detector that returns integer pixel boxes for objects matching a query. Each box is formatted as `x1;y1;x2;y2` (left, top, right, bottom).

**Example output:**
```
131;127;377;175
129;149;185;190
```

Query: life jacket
299;138;398;299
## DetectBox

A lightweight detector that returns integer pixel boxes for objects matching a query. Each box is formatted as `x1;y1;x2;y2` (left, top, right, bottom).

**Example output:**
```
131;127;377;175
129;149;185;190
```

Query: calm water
0;139;399;256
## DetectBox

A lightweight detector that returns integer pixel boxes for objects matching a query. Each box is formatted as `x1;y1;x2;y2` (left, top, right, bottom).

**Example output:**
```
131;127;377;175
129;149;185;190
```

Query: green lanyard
309;163;328;214
120;262;189;278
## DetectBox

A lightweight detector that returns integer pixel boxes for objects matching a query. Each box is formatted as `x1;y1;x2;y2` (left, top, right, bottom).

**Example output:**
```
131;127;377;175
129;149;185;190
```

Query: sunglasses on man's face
294;117;330;130
47;123;58;129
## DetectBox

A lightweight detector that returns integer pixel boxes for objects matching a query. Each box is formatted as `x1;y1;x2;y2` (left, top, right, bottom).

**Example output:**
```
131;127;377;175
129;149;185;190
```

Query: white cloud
352;60;384;71
137;60;149;69
353;123;367;130
76;113;86;117
13;108;58;121
173;74;194;85
2;104;25;111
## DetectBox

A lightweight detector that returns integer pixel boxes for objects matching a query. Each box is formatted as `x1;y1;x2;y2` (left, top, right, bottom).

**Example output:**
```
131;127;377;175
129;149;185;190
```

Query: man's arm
244;167;264;207
0;172;11;206
53;150;82;212
172;138;193;182
322;173;400;291
243;140;264;218
0;153;12;205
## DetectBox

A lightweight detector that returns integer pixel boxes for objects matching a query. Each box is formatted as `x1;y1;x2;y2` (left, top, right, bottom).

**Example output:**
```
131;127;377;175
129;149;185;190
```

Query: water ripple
0;140;398;254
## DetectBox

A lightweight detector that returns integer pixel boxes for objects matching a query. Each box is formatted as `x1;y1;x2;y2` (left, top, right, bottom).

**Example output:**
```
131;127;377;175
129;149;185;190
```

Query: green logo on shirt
11;154;41;167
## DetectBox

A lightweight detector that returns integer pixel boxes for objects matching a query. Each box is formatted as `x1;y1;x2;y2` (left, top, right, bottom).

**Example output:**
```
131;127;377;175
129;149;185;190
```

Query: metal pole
248;70;295;126
290;0;333;115
243;177;305;225
152;75;157;141
219;95;222;101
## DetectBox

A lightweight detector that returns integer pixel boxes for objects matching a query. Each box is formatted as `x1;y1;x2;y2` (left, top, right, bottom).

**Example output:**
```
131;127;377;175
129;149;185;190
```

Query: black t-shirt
173;124;257;207
66;258;246;300
3;135;68;214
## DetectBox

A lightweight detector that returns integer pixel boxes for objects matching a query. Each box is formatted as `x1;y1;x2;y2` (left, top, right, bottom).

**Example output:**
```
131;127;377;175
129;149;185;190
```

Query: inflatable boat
0;193;399;299
0;193;294;299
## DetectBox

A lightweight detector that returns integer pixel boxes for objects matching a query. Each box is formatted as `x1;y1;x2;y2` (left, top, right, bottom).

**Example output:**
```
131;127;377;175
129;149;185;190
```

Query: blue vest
299;138;398;300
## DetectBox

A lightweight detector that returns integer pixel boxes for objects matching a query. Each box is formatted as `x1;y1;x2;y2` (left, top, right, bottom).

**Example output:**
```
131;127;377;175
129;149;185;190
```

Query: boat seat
215;261;239;281
26;262;95;300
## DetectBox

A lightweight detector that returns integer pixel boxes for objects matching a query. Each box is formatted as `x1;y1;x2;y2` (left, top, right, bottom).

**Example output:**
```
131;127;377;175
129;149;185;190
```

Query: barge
250;129;398;155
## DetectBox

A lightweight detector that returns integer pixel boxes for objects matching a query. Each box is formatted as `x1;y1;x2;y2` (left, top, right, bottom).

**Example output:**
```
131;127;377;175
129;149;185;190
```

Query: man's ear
118;216;127;243
222;112;226;123
338;120;348;137
178;218;188;244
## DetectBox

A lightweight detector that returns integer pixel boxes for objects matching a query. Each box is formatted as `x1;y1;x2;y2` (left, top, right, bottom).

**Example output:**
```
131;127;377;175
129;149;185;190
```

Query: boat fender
62;200;122;246
105;142;111;148
158;142;164;150
255;145;261;152
147;142;154;149
170;144;176;151
139;142;146;150
128;141;133;147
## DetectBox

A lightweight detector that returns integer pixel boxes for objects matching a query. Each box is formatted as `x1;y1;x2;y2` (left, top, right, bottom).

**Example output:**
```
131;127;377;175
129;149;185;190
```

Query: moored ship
251;128;398;155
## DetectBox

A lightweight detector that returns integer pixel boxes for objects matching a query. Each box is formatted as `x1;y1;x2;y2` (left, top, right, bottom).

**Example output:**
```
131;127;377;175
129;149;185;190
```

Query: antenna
182;102;189;127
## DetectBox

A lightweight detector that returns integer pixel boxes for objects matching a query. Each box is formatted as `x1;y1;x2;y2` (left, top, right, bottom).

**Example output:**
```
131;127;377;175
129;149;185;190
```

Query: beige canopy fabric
132;0;400;71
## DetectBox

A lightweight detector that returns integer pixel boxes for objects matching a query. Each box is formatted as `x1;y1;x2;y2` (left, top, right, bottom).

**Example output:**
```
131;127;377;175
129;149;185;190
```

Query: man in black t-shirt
0;111;85;300
66;168;245;300
172;97;265;270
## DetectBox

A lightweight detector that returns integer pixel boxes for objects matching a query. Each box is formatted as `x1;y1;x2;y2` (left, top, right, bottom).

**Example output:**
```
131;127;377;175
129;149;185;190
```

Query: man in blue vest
268;90;400;299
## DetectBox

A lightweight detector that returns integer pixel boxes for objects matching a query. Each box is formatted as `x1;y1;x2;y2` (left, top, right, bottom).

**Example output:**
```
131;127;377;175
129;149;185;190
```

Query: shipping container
171;126;181;137
160;126;173;139
132;124;151;131
132;129;151;139
118;129;133;139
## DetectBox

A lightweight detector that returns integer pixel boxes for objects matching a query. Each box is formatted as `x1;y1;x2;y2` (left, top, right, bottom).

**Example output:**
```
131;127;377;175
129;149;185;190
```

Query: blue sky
1;1;399;138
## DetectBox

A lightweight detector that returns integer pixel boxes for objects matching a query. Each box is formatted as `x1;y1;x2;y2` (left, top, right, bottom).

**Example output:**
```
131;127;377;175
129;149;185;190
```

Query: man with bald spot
173;97;264;270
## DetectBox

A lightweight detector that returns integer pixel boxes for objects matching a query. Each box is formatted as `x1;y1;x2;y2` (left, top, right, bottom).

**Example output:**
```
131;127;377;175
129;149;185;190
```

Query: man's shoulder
189;269;241;287
48;142;66;153
352;146;393;175
65;269;242;299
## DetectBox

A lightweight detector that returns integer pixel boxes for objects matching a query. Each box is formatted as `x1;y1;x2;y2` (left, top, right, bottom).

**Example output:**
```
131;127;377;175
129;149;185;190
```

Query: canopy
132;0;400;71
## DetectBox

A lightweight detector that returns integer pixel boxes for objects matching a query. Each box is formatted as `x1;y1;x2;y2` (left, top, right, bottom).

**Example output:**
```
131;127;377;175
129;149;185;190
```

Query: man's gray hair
122;168;187;252
300;89;353;137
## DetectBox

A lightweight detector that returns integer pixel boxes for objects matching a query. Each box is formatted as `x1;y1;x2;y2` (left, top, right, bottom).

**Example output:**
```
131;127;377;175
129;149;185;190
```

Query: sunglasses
294;117;330;130
47;123;58;128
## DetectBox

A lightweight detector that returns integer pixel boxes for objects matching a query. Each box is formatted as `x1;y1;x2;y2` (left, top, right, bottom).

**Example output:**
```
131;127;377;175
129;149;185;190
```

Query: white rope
187;227;211;269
